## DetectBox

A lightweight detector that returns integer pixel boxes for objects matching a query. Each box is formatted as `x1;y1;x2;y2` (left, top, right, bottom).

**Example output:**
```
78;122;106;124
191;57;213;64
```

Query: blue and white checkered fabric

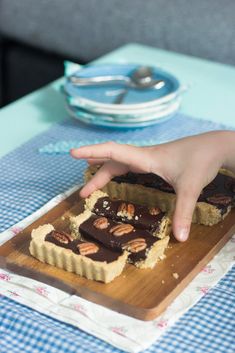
0;113;233;233
0;267;234;353
0;114;234;353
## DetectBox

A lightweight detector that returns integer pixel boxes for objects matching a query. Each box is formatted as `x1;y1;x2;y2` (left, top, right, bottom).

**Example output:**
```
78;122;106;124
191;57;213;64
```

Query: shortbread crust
29;224;128;283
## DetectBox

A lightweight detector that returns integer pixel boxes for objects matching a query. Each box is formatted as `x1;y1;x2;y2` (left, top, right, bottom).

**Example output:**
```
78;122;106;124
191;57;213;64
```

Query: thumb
172;184;201;242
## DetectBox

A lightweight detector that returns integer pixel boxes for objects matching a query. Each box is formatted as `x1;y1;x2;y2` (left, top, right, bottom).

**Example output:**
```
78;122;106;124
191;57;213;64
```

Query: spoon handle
113;89;128;104
69;75;130;86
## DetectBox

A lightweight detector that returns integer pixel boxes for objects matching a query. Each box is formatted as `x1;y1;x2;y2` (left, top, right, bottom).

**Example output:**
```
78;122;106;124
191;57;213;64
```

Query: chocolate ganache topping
45;230;122;263
79;215;158;263
112;172;235;215
92;197;164;234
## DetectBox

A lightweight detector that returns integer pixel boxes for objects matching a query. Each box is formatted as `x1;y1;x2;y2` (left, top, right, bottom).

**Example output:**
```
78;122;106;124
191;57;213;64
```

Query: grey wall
0;0;235;65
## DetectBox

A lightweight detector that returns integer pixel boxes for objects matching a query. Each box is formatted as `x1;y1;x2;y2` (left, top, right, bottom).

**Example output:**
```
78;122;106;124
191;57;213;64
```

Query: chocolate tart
29;224;128;283
70;210;169;269
85;166;235;226
84;190;171;239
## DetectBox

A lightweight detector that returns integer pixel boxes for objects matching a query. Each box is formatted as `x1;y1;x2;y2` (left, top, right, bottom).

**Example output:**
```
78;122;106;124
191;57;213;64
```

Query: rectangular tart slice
70;210;169;269
84;190;171;239
29;224;128;283
85;166;235;226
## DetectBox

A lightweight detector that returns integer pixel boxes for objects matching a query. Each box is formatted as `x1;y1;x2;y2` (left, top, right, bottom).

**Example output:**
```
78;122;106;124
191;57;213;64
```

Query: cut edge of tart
70;209;92;238
29;224;128;283
130;236;169;269
84;190;109;212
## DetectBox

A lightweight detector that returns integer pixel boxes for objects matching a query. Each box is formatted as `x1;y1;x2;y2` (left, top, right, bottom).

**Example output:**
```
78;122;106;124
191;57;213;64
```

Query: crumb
61;216;65;221
172;272;179;279
176;255;179;258
161;280;165;284
134;216;139;220
122;275;126;278
171;264;174;267
159;254;166;260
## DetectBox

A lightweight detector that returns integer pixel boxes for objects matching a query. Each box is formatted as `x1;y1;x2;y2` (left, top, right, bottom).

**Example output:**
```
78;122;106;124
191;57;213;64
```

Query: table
0;44;235;353
1;43;235;158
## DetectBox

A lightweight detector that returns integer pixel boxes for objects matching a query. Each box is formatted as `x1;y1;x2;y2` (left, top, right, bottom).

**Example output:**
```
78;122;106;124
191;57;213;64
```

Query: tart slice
85;166;235;226
84;190;171;239
70;210;169;269
29;224;128;283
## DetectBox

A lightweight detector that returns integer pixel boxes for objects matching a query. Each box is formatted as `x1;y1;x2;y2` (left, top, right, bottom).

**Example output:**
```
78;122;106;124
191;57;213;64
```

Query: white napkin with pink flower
0;185;234;353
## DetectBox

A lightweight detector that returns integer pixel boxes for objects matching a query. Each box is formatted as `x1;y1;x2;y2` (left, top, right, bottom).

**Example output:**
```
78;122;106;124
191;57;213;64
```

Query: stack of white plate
62;64;183;129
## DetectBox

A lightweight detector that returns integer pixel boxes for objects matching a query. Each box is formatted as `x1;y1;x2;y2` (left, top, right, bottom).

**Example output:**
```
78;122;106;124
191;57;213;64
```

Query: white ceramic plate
66;99;180;129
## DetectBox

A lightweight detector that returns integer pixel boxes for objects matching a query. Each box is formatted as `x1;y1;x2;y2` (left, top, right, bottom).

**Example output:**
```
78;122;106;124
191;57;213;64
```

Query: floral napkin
0;185;234;353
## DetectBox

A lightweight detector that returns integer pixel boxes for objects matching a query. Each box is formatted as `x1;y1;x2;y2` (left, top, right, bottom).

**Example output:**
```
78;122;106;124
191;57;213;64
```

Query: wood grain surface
0;188;234;321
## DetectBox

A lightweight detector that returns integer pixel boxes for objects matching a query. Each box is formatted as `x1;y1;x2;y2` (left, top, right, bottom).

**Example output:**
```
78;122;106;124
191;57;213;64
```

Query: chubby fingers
70;142;152;173
173;179;202;242
79;161;129;198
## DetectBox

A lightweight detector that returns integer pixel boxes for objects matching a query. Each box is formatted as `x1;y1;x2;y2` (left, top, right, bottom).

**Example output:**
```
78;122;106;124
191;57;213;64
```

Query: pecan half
93;217;109;229
149;207;161;216
77;242;99;256
117;202;126;214
206;194;232;206
122;238;147;253
127;203;135;218
109;223;134;236
117;202;135;219
51;231;73;244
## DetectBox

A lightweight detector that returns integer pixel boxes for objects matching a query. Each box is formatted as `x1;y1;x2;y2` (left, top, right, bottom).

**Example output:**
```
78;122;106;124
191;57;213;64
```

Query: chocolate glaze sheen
45;231;122;263
79;215;157;262
93;197;165;234
113;172;235;215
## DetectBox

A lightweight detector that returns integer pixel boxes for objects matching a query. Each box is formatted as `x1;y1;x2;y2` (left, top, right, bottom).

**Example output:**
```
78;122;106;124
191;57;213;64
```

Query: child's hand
70;131;235;242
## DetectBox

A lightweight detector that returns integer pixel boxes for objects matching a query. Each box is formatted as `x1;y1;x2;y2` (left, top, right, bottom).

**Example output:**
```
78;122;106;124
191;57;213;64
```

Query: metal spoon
113;66;165;104
69;66;165;90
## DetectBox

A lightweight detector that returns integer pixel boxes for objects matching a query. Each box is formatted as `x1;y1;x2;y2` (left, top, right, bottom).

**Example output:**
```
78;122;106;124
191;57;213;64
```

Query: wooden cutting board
0;188;234;321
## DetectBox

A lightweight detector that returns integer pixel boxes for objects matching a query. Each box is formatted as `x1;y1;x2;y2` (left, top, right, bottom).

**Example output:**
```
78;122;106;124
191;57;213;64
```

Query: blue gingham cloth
0;268;234;353
0;113;235;353
0;113;233;232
